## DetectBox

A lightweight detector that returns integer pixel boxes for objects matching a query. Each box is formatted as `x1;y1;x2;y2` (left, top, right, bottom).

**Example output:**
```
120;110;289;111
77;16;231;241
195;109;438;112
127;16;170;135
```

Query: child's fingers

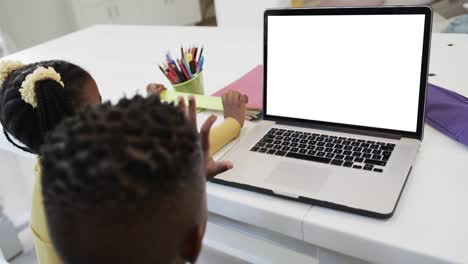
200;115;217;153
178;96;187;114
188;95;197;128
242;94;249;103
207;160;234;179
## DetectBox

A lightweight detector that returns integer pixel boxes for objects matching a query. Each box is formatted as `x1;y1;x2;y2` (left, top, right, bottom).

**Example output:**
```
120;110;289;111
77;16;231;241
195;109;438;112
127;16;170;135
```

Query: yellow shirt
30;118;241;263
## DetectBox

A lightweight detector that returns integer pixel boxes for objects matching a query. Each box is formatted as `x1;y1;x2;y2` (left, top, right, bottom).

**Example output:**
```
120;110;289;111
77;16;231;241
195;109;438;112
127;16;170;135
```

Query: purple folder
426;83;468;146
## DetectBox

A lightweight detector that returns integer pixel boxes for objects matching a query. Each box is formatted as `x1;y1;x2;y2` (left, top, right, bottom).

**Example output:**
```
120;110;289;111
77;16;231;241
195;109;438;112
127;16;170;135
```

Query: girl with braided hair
0;60;247;264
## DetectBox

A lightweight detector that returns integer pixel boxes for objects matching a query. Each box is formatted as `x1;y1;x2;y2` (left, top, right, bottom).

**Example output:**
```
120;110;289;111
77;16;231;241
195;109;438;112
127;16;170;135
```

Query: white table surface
0;25;467;263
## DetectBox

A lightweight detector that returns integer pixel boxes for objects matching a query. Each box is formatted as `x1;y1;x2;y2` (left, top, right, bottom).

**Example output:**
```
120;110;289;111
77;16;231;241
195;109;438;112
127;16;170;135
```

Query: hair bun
0;60;24;88
20;66;64;108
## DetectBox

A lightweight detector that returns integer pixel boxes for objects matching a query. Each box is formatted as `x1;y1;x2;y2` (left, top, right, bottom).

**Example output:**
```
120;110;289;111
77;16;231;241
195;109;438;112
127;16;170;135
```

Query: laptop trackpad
265;162;329;194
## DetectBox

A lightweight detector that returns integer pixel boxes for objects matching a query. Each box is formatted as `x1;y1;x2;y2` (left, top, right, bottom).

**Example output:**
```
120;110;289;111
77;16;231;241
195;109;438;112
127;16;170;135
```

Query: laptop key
325;148;334;153
343;150;352;155
307;150;317;156
374;168;383;173
383;151;392;156
261;139;274;144
282;146;291;151
256;142;266;147
291;148;299;153
354;157;364;163
266;143;274;148
363;165;373;171
299;144;307;149
317;152;325;157
331;159;344;166
290;143;299;147
345;156;354;161
365;159;387;166
326;153;335;158
267;149;276;155
353;165;362;169
299;149;308;154
335;154;345;160
273;145;282;150
250;146;260;152
286;152;331;164
307;145;316;150
380;145;394;151
316;147;325;151
259;148;268;153
343;161;353;167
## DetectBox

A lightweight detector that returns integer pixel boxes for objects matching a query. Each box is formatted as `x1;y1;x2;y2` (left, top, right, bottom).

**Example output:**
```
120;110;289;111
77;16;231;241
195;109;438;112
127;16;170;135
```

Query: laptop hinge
272;190;300;199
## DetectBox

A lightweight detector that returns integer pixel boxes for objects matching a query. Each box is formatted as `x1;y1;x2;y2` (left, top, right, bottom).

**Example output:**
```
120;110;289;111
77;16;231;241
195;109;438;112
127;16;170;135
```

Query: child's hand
178;96;233;180
222;91;249;127
146;83;167;96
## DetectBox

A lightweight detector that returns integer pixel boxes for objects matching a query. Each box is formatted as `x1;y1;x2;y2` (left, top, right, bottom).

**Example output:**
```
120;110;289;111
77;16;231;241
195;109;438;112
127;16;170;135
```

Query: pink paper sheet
212;65;263;110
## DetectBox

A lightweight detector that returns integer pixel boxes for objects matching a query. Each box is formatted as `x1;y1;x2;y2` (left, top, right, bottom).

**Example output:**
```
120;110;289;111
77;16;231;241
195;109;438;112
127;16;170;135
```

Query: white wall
214;0;290;29
0;0;77;51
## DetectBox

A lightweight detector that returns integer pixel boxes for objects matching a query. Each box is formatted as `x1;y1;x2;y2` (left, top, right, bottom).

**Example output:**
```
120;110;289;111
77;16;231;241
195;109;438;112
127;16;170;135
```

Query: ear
181;224;205;264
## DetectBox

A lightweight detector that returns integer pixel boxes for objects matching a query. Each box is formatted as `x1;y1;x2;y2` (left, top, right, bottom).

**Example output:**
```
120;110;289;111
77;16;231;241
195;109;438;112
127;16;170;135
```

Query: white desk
1;25;467;263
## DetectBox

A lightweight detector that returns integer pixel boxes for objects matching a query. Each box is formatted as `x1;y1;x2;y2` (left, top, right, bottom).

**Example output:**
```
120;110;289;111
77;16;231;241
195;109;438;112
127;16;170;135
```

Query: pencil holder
172;72;204;95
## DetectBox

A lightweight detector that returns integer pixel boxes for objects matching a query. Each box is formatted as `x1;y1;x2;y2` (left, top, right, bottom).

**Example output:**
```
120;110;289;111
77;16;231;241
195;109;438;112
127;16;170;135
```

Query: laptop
212;6;432;219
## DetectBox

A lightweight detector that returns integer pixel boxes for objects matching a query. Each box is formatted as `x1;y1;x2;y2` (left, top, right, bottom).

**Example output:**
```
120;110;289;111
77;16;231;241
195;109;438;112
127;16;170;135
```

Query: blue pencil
197;56;204;73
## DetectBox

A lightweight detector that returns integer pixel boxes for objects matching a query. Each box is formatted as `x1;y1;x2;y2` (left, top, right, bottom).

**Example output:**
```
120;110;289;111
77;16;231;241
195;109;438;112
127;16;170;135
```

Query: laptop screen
266;13;427;133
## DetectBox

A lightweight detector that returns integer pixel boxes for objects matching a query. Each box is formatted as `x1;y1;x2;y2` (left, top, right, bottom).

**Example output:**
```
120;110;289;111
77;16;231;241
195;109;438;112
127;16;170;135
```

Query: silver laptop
213;6;432;218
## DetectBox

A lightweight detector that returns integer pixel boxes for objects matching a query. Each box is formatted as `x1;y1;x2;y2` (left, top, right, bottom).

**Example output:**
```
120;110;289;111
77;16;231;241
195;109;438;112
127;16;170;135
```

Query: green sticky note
159;90;224;111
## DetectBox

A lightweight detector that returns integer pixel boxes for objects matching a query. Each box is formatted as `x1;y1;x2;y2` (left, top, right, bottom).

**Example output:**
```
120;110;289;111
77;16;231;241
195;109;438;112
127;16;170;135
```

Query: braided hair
0;60;91;154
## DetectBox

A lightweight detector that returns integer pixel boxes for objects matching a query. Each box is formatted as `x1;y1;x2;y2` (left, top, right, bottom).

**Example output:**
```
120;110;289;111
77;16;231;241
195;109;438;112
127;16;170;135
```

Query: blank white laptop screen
266;14;426;132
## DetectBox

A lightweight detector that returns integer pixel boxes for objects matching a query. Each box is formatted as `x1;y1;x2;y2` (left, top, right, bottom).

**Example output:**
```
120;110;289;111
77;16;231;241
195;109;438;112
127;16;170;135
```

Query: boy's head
40;95;207;264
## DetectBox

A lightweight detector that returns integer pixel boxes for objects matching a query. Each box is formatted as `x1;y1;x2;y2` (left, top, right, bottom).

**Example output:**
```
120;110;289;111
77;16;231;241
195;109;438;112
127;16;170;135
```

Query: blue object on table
443;15;468;34
426;83;468;146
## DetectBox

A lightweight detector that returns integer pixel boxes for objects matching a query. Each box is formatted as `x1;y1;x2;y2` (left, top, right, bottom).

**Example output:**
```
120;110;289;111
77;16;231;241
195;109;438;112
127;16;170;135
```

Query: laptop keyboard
250;128;395;173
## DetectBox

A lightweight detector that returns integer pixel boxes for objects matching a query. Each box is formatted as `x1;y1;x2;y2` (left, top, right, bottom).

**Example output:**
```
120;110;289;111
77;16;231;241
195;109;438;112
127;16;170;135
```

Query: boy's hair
0;60;90;153
40;95;204;264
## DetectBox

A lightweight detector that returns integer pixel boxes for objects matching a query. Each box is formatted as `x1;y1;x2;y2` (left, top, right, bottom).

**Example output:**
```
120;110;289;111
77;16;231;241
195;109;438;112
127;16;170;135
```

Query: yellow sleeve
30;159;63;264
209;117;241;155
